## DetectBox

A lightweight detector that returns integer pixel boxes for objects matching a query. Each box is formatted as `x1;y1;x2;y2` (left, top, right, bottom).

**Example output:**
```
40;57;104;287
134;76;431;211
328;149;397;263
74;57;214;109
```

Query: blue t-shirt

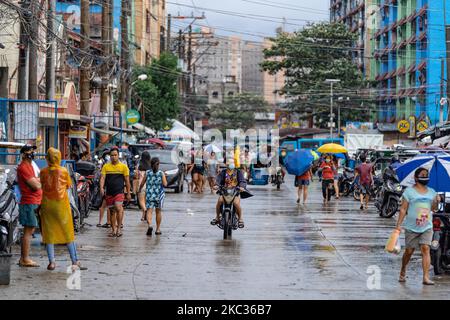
402;187;437;233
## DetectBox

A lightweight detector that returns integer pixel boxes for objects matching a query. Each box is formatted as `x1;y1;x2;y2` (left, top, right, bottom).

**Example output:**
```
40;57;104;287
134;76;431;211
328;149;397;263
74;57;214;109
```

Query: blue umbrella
285;149;314;176
395;154;450;192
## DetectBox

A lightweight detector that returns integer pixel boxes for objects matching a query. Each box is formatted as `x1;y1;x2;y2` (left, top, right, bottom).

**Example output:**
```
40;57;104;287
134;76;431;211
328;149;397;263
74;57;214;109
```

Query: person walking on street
97;150;111;228
319;155;335;204
137;151;151;221
295;168;312;205
355;155;373;210
192;150;206;193
17;145;42;267
332;155;340;199
206;152;219;194
395;167;440;285
100;147;131;237
39;148;86;271
139;158;167;236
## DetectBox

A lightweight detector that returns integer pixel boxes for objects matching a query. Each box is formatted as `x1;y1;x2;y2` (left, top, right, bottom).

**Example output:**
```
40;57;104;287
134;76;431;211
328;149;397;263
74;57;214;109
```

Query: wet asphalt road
2;175;450;300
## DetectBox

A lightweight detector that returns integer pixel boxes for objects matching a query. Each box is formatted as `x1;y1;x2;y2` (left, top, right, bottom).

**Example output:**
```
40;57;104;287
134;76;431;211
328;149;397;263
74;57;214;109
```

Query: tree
132;53;180;132
210;94;269;131
261;22;373;128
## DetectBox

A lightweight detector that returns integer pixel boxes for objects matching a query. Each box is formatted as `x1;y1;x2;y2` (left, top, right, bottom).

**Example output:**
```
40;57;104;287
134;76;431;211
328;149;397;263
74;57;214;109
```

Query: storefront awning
89;126;120;136
109;126;139;133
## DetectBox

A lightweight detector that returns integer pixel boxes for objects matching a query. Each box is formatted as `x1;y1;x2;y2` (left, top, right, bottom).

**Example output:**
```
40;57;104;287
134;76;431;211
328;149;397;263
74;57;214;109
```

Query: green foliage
210;94;270;131
131;53;180;132
262;22;372;127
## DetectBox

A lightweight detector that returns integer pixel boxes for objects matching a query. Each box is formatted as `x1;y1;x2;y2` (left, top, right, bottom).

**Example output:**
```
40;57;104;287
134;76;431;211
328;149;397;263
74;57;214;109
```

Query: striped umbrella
395;154;450;192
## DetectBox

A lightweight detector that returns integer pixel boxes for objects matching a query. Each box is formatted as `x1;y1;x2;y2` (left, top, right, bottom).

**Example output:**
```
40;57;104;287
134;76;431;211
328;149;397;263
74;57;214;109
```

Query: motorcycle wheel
432;248;444;275
276;180;281;190
381;198;398;218
0;232;7;253
353;189;360;201
223;211;229;240
342;183;350;196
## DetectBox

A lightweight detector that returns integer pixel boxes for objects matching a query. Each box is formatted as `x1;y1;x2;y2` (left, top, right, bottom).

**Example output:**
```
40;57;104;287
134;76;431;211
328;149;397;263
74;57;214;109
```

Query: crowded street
1;175;449;300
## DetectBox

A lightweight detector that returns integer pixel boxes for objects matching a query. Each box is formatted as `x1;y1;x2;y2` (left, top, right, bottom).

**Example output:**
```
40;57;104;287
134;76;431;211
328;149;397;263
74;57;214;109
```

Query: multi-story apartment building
330;0;366;74
133;0;166;65
241;39;286;106
371;0;448;128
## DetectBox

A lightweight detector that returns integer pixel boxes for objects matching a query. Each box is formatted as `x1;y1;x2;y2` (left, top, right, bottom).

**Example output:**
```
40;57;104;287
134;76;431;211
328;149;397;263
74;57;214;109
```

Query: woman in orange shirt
320;155;336;203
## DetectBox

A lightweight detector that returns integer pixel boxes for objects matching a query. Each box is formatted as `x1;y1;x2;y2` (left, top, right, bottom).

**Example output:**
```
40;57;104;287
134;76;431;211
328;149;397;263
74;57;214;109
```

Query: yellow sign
417;121;428;132
398;120;410;133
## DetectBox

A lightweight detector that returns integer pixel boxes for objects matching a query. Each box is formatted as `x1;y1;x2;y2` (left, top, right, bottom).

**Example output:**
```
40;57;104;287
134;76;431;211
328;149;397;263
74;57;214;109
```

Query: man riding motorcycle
211;158;247;229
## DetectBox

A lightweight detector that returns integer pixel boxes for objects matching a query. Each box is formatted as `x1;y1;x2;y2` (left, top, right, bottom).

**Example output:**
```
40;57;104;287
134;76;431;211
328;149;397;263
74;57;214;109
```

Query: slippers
423;280;435;285
155;231;162;235
108;232;116;237
399;273;406;282
47;262;56;271
19;260;40;268
96;224;102;228
101;223;111;228
116;232;123;237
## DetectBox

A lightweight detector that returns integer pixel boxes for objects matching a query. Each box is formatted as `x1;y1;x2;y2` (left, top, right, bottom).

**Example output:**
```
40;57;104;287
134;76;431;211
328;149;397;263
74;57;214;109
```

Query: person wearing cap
17;145;42;267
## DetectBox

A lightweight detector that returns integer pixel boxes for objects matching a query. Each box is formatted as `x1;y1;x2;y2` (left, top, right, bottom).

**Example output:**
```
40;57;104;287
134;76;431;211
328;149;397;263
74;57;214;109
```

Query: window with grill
146;10;150;33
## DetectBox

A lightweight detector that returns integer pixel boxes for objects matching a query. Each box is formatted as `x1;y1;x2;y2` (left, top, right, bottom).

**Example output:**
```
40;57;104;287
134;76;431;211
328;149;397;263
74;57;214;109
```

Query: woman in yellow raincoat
40;148;86;271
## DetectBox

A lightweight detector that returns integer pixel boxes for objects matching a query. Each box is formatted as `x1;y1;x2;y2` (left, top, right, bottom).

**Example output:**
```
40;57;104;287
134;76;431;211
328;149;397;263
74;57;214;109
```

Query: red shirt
356;163;373;186
320;162;335;180
17;161;42;205
297;170;311;180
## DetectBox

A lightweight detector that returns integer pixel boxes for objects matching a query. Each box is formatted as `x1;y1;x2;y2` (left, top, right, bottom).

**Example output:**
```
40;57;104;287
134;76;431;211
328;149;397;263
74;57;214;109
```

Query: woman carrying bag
139;158;167;237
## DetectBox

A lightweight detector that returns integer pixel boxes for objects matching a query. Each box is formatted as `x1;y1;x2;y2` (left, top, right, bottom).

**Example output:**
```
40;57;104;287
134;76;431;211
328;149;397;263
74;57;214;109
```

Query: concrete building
330;0;366;74
370;0;449;130
133;0;166;65
195;33;242;94
207;76;240;105
241;39;286;106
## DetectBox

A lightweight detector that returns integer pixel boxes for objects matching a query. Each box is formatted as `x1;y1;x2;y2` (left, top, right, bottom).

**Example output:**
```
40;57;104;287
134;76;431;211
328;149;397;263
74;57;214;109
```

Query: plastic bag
385;229;401;254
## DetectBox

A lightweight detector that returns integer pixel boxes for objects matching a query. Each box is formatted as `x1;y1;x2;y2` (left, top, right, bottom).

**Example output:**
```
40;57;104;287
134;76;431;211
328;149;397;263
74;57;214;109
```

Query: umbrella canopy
395;154;450;192
146;138;165;147
204;144;221;154
317;143;348;154
285;149;314;176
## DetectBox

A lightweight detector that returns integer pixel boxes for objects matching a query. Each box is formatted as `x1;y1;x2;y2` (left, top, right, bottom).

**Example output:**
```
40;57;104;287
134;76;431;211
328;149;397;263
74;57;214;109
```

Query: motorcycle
0;167;19;253
375;168;403;218
75;160;96;221
216;187;241;240
338;167;355;196
90;156;104;210
431;206;450;275
270;166;284;190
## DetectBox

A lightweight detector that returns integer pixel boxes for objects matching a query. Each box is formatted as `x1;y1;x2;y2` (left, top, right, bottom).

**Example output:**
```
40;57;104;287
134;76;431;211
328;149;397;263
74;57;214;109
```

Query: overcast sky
167;0;330;41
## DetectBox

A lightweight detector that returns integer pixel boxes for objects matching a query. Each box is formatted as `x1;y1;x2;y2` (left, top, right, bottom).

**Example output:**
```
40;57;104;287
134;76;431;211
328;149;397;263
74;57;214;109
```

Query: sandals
238;220;245;228
72;261;88;271
108;232;116;237
146;226;153;236
398;274;406;283
155;231;162;235
423;279;435;285
96;224;102;228
101;223;111;228
19;259;40;268
210;218;219;225
116;232;123;237
47;262;56;271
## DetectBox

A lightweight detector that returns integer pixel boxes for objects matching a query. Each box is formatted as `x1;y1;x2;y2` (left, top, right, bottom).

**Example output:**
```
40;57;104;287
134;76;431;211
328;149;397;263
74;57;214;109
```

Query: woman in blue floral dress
139;157;167;236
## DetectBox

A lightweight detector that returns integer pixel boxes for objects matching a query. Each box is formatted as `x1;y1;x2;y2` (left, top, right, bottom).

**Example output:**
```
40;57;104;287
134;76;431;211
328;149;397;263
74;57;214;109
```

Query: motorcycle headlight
165;169;178;175
431;240;440;250
395;184;402;192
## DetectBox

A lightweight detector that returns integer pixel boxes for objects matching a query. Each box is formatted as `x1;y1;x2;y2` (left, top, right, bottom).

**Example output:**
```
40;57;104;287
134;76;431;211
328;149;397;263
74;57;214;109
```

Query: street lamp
324;79;341;139
337;96;350;137
129;74;148;123
131;74;148;86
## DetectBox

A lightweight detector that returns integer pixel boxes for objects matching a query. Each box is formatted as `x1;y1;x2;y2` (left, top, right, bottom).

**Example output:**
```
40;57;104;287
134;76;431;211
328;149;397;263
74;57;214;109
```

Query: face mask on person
417;177;430;186
25;152;35;160
325;159;331;163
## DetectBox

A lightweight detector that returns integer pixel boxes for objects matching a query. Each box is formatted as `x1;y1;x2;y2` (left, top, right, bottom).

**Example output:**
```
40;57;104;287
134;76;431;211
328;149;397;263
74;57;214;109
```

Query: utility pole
325;79;340;139
187;25;192;95
17;0;30;99
45;0;56;100
28;0;38;100
445;0;450;121
100;0;110;113
80;0;90;116
119;0;130;111
167;14;171;52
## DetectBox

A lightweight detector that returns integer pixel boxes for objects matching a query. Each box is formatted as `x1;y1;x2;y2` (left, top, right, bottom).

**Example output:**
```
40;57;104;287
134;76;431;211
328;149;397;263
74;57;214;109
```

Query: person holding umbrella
395;167;440;285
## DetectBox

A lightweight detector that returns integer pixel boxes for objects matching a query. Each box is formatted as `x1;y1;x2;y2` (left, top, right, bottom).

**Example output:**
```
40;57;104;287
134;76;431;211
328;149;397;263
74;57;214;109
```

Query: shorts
105;194;125;208
295;179;310;187
146;200;162;209
19;204;40;228
405;229;433;249
334;174;339;180
359;184;371;195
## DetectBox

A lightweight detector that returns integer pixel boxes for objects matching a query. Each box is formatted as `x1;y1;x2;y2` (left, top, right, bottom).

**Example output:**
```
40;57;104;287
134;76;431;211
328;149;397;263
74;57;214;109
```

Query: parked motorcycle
375;167;403;218
338;167;355;196
0;167;19;253
431;206;450;275
75;160;96;220
90;155;104;210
